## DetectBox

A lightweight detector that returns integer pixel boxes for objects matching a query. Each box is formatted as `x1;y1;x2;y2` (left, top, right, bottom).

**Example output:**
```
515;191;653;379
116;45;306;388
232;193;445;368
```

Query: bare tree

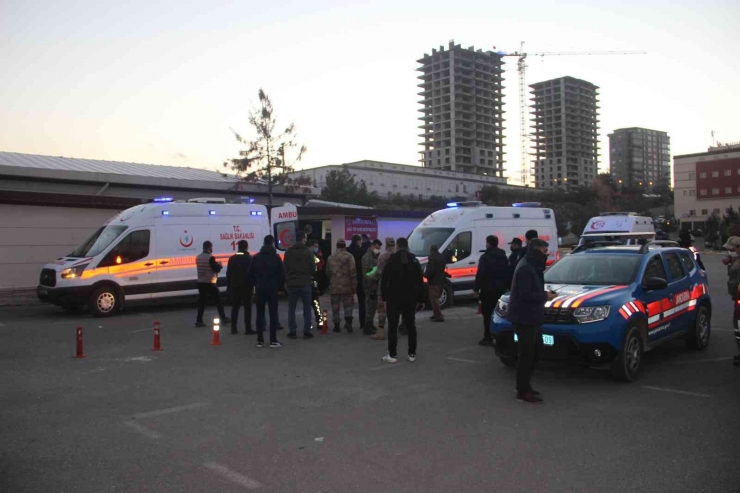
223;89;307;206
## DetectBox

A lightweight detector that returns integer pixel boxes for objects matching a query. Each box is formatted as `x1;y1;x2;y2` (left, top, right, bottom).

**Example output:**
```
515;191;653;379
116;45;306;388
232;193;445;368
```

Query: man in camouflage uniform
370;237;395;340
326;239;357;333
361;239;383;335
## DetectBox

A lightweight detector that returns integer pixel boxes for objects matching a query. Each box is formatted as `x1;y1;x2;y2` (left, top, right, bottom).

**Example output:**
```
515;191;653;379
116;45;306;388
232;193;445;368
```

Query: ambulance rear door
271;204;298;252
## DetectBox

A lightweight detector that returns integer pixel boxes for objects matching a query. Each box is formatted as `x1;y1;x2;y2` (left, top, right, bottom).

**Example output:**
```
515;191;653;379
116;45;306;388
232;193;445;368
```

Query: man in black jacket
380;237;425;364
284;232;316;339
248;235;286;348
227;240;255;335
507;238;523;289
475;235;509;346
508;238;557;403
347;234;366;328
517;229;539;262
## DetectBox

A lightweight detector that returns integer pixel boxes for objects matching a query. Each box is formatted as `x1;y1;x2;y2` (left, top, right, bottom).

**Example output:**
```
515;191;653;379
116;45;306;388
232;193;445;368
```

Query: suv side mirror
643;277;668;291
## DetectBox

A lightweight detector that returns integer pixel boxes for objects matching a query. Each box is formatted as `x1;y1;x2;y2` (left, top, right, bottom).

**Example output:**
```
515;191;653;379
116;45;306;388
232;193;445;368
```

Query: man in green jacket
284;231;316;339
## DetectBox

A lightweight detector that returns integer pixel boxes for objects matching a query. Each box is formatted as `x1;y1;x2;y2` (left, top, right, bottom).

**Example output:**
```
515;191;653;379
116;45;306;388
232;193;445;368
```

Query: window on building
700;172;706;178
701;209;708;215
689;210;696;216
713;208;721;214
726;170;733;177
689;190;695;196
712;188;719;195
683;190;688;196
712;171;719;177
726;187;733;194
700;189;707;196
689;173;695;180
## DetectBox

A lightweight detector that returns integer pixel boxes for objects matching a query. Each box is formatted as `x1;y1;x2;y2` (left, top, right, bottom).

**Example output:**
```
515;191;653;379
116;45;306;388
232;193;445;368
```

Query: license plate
514;333;555;346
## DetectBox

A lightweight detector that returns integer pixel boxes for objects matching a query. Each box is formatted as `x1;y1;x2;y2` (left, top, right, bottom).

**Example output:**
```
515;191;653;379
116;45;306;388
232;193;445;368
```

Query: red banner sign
345;217;377;238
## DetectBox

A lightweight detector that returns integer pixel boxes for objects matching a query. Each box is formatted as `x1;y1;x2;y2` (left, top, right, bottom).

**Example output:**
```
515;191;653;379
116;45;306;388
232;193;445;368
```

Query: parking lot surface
1;254;739;493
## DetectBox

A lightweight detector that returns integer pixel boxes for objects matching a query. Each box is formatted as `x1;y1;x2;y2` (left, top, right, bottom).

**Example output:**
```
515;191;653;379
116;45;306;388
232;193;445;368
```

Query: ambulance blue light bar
209;210;216;215
161;210;170;216
446;201;482;208
512;202;542;208
250;211;263;216
154;197;174;203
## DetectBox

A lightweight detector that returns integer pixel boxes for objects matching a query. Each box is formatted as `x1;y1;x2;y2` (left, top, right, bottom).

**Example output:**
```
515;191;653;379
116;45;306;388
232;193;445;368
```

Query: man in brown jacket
370;237;395;340
326;239;357;333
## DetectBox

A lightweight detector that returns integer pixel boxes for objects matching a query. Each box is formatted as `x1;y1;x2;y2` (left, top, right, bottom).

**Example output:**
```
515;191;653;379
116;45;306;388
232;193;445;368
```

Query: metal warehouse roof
0;151;237;183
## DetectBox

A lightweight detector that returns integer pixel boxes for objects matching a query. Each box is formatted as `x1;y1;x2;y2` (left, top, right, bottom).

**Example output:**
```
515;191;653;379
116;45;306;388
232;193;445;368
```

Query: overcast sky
1;0;738;184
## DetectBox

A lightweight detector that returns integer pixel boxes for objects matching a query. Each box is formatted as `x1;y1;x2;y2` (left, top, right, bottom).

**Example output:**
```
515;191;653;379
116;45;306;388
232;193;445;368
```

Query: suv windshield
69;225;128;258
407;227;455;257
545;254;641;285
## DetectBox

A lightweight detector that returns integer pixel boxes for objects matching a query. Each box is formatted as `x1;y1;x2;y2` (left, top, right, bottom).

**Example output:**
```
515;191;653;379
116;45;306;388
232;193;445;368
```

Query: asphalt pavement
1;254;739;493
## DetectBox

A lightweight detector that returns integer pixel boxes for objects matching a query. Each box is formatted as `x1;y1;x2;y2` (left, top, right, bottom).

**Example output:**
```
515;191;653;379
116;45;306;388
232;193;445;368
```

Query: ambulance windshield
407;227;455;257
69;225;128;258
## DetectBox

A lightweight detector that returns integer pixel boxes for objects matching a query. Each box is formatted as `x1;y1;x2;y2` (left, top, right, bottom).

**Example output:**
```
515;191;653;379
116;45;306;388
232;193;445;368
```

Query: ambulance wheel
89;285;120;318
611;324;643;382
686;305;710;350
438;285;453;310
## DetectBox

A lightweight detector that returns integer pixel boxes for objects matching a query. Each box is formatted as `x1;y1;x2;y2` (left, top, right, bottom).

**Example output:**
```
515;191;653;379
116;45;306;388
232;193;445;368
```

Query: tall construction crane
500;44;646;186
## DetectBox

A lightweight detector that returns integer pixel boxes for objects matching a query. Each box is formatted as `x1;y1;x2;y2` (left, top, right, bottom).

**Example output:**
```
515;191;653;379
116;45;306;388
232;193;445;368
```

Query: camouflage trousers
365;288;378;330
377;296;387;327
331;294;355;323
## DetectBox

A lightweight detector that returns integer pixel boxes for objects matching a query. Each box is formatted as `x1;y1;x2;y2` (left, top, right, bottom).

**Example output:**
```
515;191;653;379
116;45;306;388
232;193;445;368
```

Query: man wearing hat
508;237;558;403
326;239;357;332
678;230;705;270
722;236;740;366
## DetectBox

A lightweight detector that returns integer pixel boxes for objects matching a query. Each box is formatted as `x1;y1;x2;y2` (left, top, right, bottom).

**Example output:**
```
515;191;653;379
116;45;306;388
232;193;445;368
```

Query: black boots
333;322;341;333
344;317;353;333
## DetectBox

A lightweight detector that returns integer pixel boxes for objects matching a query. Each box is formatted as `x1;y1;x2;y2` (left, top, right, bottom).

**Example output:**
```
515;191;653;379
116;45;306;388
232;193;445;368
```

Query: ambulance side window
642;255;667;282
445;232;472;263
99;230;151;267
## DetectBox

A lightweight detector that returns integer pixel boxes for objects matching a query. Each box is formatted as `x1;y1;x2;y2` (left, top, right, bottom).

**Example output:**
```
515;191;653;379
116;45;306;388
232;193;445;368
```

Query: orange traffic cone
211;318;221;346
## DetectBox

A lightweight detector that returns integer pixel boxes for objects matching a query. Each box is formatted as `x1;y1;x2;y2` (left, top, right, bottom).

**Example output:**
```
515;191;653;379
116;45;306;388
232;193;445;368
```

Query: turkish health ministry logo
179;231;194;248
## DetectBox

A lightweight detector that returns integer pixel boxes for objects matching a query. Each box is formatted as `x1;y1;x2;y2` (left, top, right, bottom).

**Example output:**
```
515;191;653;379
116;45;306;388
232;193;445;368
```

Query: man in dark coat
284;231;316;339
248;235;286;348
424;244;447;322
227;240;255;335
507;237;523;289
347;234;366;328
474;235;509;346
508;238;557;403
517;229;539;263
380;237;425;364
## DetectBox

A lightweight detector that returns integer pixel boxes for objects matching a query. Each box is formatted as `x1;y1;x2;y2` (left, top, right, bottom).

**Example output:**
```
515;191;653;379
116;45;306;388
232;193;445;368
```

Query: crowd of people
194;226;739;403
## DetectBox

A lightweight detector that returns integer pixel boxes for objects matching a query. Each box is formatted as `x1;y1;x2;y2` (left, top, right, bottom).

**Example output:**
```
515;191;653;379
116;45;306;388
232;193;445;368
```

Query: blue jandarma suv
491;242;711;381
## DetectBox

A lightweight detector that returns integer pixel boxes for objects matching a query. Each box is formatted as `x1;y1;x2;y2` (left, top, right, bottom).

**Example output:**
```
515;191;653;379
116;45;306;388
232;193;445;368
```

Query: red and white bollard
74;326;86;358
321;310;329;335
211;318;221;346
152;321;163;351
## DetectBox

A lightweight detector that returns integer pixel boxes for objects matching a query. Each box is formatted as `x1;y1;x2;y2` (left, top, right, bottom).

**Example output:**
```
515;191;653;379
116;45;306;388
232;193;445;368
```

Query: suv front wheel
611;324;644;382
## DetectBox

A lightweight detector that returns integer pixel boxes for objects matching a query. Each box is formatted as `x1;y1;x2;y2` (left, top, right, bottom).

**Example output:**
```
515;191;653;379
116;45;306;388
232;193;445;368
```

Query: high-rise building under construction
417;41;506;178
530;76;599;189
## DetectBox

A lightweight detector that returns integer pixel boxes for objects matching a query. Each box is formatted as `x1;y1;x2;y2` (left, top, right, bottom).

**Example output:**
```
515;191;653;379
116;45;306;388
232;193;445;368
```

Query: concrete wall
0;204;119;289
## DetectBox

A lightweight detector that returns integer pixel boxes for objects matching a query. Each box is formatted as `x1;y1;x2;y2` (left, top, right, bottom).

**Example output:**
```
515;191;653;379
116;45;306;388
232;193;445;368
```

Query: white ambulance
37;198;298;317
578;212;655;246
406;202;558;308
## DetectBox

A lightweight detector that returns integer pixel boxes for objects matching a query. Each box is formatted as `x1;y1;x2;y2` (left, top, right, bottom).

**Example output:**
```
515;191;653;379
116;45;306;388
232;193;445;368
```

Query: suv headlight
573;305;611;324
495;299;509;320
60;264;88;280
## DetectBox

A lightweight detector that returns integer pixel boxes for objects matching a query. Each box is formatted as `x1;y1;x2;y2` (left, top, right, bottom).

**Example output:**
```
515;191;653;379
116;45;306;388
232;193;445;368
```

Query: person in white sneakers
379;237;425;363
